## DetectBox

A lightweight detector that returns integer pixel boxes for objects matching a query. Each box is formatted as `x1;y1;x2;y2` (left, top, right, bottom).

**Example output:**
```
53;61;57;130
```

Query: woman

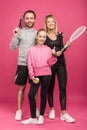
21;29;57;125
44;14;75;123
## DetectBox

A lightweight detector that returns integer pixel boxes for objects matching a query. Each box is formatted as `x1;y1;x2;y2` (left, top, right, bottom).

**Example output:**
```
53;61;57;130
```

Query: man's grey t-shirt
10;28;37;66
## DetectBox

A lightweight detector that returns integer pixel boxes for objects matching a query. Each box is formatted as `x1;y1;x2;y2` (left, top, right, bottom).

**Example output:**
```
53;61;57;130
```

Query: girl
21;29;57;125
44;14;75;123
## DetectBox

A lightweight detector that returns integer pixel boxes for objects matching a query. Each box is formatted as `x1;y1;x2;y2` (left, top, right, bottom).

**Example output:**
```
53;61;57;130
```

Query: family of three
10;10;75;124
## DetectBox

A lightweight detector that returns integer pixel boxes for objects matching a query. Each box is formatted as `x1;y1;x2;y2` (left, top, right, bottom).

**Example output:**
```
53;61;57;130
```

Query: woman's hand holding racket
56;50;62;56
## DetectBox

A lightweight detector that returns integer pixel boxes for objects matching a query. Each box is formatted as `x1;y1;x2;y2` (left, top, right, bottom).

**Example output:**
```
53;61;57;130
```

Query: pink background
0;0;87;103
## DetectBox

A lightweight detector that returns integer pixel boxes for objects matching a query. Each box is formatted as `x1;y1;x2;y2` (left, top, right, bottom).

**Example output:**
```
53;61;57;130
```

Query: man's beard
25;22;35;28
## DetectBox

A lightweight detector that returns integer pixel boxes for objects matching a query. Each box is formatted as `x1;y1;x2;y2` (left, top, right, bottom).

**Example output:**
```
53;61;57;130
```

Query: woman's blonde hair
44;14;58;34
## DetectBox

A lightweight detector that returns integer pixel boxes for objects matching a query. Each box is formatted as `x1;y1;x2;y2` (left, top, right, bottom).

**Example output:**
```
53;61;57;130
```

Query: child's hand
33;77;39;84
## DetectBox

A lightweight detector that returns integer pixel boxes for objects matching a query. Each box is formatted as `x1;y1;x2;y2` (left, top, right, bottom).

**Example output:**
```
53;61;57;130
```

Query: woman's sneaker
49;109;55;119
21;118;37;124
37;115;44;124
60;113;75;123
15;110;22;120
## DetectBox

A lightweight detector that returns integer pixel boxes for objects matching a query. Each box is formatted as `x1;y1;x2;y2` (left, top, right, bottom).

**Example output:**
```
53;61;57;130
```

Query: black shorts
15;65;29;85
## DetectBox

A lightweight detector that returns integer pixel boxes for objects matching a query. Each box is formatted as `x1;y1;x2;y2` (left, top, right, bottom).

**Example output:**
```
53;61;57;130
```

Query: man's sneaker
36;108;40;117
15;110;22;120
37;115;44;124
21;118;37;124
49;109;55;119
60;113;75;123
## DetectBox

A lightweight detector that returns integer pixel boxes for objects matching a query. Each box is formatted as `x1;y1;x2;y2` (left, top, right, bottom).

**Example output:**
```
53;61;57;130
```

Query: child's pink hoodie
28;45;57;80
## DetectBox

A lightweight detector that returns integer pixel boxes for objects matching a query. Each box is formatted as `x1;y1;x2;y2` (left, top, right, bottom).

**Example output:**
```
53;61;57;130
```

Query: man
10;10;37;120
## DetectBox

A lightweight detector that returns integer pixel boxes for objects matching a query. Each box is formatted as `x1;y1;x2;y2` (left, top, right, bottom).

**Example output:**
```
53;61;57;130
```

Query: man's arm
10;28;21;50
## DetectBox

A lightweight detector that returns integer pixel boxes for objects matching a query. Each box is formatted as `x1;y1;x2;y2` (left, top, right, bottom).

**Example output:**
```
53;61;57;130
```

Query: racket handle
19;16;23;28
61;44;69;52
14;30;18;33
14;16;23;33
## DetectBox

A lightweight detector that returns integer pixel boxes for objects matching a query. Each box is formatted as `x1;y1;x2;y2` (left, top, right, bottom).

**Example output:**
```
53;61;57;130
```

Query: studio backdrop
0;0;87;102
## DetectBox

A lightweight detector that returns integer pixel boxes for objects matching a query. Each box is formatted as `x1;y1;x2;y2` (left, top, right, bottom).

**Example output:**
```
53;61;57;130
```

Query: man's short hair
23;10;36;19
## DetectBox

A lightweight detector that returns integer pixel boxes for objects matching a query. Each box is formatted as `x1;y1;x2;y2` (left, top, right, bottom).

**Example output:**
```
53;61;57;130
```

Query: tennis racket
61;26;86;52
14;16;23;33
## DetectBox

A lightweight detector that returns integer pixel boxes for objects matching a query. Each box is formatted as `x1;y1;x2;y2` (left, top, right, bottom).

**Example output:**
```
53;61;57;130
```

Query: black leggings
48;62;67;110
28;75;51;118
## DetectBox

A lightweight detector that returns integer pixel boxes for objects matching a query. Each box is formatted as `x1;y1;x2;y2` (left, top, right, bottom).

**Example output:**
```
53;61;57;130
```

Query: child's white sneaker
60;113;75;123
49;109;55;119
21;118;37;124
37;115;44;124
15;110;22;120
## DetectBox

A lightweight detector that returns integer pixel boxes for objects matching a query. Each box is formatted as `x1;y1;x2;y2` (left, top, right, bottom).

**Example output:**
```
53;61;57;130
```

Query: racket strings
61;26;86;52
70;26;86;42
19;16;25;28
